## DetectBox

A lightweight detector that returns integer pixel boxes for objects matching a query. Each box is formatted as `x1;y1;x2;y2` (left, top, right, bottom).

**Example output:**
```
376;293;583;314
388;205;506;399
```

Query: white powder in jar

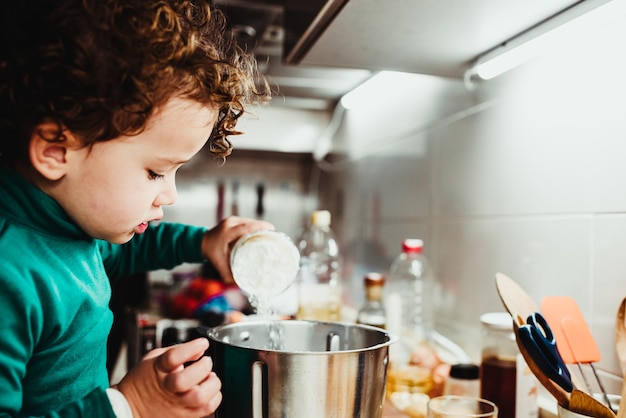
230;230;300;300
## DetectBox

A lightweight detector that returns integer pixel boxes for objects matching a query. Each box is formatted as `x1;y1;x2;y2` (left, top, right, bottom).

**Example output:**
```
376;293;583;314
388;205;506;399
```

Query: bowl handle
252;361;267;418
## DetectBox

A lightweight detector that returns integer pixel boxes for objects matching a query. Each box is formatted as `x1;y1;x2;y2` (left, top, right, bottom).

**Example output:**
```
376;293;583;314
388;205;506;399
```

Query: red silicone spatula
541;295;614;413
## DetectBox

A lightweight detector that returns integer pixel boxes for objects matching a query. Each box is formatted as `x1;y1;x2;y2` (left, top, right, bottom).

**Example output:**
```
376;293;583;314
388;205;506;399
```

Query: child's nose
155;182;177;206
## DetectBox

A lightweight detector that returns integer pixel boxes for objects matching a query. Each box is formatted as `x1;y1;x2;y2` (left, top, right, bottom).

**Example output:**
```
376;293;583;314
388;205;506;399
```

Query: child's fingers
155;338;209;373
163;355;214;393
177;371;222;409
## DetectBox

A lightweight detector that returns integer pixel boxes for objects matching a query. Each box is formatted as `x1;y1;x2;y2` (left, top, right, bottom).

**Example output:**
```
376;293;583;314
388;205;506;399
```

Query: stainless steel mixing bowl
205;319;396;418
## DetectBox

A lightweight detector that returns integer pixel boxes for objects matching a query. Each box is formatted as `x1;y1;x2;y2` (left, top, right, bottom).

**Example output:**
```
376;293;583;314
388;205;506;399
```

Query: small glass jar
480;312;538;418
443;363;480;397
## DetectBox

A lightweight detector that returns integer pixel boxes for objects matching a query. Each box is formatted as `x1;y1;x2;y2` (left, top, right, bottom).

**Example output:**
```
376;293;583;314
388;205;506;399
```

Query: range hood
212;0;598;154
289;0;586;79
216;0;584;88
213;0;371;111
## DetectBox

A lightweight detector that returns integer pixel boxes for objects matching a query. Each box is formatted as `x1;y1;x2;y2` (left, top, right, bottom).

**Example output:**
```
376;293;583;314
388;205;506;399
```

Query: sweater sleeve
7;389;117;418
99;222;207;280
0;274;117;418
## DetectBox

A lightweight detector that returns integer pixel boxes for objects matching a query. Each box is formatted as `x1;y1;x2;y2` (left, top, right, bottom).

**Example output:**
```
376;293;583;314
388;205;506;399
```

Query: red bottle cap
402;239;423;253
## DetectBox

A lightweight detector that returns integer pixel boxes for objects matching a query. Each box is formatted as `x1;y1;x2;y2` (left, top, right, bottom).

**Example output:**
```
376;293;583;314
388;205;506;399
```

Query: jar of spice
443;363;480;397
480;312;538;418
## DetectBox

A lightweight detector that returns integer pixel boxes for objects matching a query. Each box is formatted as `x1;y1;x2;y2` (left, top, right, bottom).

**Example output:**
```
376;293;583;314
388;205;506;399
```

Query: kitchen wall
314;10;626;393
162;105;331;237
161;5;626;396
164;149;316;234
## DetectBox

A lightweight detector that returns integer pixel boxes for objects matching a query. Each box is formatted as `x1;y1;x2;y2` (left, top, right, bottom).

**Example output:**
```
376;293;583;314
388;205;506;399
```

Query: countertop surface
381;396;559;418
382;402;411;417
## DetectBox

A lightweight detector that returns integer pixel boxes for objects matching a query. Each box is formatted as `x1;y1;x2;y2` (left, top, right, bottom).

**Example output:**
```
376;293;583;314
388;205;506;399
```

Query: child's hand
116;338;221;418
202;216;275;283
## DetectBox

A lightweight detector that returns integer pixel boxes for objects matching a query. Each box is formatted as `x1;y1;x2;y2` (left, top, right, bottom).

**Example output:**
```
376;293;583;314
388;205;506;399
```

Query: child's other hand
116;338;221;418
202;216;275;283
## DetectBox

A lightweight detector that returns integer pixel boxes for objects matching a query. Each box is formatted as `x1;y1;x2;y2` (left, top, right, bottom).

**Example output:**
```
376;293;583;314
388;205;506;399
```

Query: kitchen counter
381;396;559;418
382;402;411;417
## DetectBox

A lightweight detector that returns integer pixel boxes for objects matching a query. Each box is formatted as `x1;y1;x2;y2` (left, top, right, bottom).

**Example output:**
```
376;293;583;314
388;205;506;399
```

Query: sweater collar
0;167;90;240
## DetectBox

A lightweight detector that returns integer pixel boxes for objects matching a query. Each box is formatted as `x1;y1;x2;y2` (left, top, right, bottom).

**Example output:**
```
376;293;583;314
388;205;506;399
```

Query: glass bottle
295;210;343;321
356;272;386;328
480;312;538;418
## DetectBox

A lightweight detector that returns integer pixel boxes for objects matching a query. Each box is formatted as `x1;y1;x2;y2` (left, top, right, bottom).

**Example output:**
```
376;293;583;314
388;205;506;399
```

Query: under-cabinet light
340;71;421;109
470;0;626;80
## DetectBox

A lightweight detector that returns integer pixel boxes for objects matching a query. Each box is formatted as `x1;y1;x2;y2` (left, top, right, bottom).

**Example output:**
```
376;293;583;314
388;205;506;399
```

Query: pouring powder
231;230;300;313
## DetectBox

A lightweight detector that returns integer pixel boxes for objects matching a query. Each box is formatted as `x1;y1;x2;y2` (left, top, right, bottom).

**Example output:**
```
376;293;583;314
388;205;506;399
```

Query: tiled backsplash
315;13;626;394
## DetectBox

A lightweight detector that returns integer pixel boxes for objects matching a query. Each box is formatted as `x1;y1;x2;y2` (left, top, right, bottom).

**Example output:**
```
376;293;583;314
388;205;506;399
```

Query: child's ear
29;121;71;181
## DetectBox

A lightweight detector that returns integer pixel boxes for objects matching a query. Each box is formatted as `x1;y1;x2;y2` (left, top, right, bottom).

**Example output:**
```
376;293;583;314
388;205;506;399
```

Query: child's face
54;98;218;244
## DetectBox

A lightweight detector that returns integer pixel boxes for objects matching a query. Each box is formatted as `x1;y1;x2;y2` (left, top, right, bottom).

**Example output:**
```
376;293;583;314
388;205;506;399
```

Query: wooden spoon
615;297;626;417
616;297;626;375
619;377;626;418
569;389;617;418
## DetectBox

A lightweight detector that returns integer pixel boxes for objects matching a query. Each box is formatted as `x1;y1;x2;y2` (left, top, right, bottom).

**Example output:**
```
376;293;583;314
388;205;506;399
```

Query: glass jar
443;363;480;397
480;312;538;418
230;230;300;316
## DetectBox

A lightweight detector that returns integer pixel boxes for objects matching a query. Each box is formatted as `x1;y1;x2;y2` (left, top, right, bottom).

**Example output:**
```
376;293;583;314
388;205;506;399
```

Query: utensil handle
618;374;626;418
252;361;267;418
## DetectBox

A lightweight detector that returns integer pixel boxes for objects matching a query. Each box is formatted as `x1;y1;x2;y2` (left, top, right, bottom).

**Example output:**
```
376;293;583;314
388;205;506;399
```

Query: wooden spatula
569;389;616;418
616;297;626;375
495;272;538;326
615;297;626;418
496;273;569;406
513;319;571;408
541;295;614;413
618;376;626;418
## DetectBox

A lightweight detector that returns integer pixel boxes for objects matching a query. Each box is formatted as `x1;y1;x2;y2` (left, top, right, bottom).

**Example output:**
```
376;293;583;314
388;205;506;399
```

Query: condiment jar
356;272;387;328
443;363;480;397
480;312;538;418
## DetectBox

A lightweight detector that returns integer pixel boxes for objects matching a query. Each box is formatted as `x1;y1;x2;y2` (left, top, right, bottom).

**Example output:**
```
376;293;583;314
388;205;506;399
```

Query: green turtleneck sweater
0;168;207;417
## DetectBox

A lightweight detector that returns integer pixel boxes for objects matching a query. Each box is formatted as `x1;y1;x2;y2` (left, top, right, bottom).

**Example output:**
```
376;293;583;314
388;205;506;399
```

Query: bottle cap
402;238;423;253
449;363;479;380
364;272;385;286
311;210;331;227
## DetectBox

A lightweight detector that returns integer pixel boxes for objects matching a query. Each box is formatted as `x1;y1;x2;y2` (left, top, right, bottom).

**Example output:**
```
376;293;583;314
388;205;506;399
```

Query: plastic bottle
384;239;434;356
356;272;386;329
384;239;437;398
480;312;538;418
443;363;480;397
295;210;343;321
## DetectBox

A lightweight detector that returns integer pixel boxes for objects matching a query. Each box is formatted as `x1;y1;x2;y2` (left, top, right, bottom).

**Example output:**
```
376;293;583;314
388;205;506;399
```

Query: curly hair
0;0;270;165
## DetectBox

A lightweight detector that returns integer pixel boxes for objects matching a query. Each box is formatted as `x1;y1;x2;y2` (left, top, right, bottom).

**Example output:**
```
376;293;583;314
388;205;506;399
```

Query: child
0;0;273;417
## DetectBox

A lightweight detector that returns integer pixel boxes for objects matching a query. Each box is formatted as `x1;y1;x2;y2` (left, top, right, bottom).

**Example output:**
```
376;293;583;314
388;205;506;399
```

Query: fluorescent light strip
473;0;626;80
340;71;421;110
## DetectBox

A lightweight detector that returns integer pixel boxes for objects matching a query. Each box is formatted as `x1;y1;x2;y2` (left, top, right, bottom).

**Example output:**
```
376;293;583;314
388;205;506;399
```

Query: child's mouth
135;222;149;234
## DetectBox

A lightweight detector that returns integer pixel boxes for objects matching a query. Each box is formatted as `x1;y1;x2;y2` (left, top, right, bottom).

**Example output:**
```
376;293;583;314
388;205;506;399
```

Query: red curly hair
0;0;270;164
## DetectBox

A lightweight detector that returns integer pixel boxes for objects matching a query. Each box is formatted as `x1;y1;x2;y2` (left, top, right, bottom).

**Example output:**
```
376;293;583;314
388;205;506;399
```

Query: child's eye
148;170;165;181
